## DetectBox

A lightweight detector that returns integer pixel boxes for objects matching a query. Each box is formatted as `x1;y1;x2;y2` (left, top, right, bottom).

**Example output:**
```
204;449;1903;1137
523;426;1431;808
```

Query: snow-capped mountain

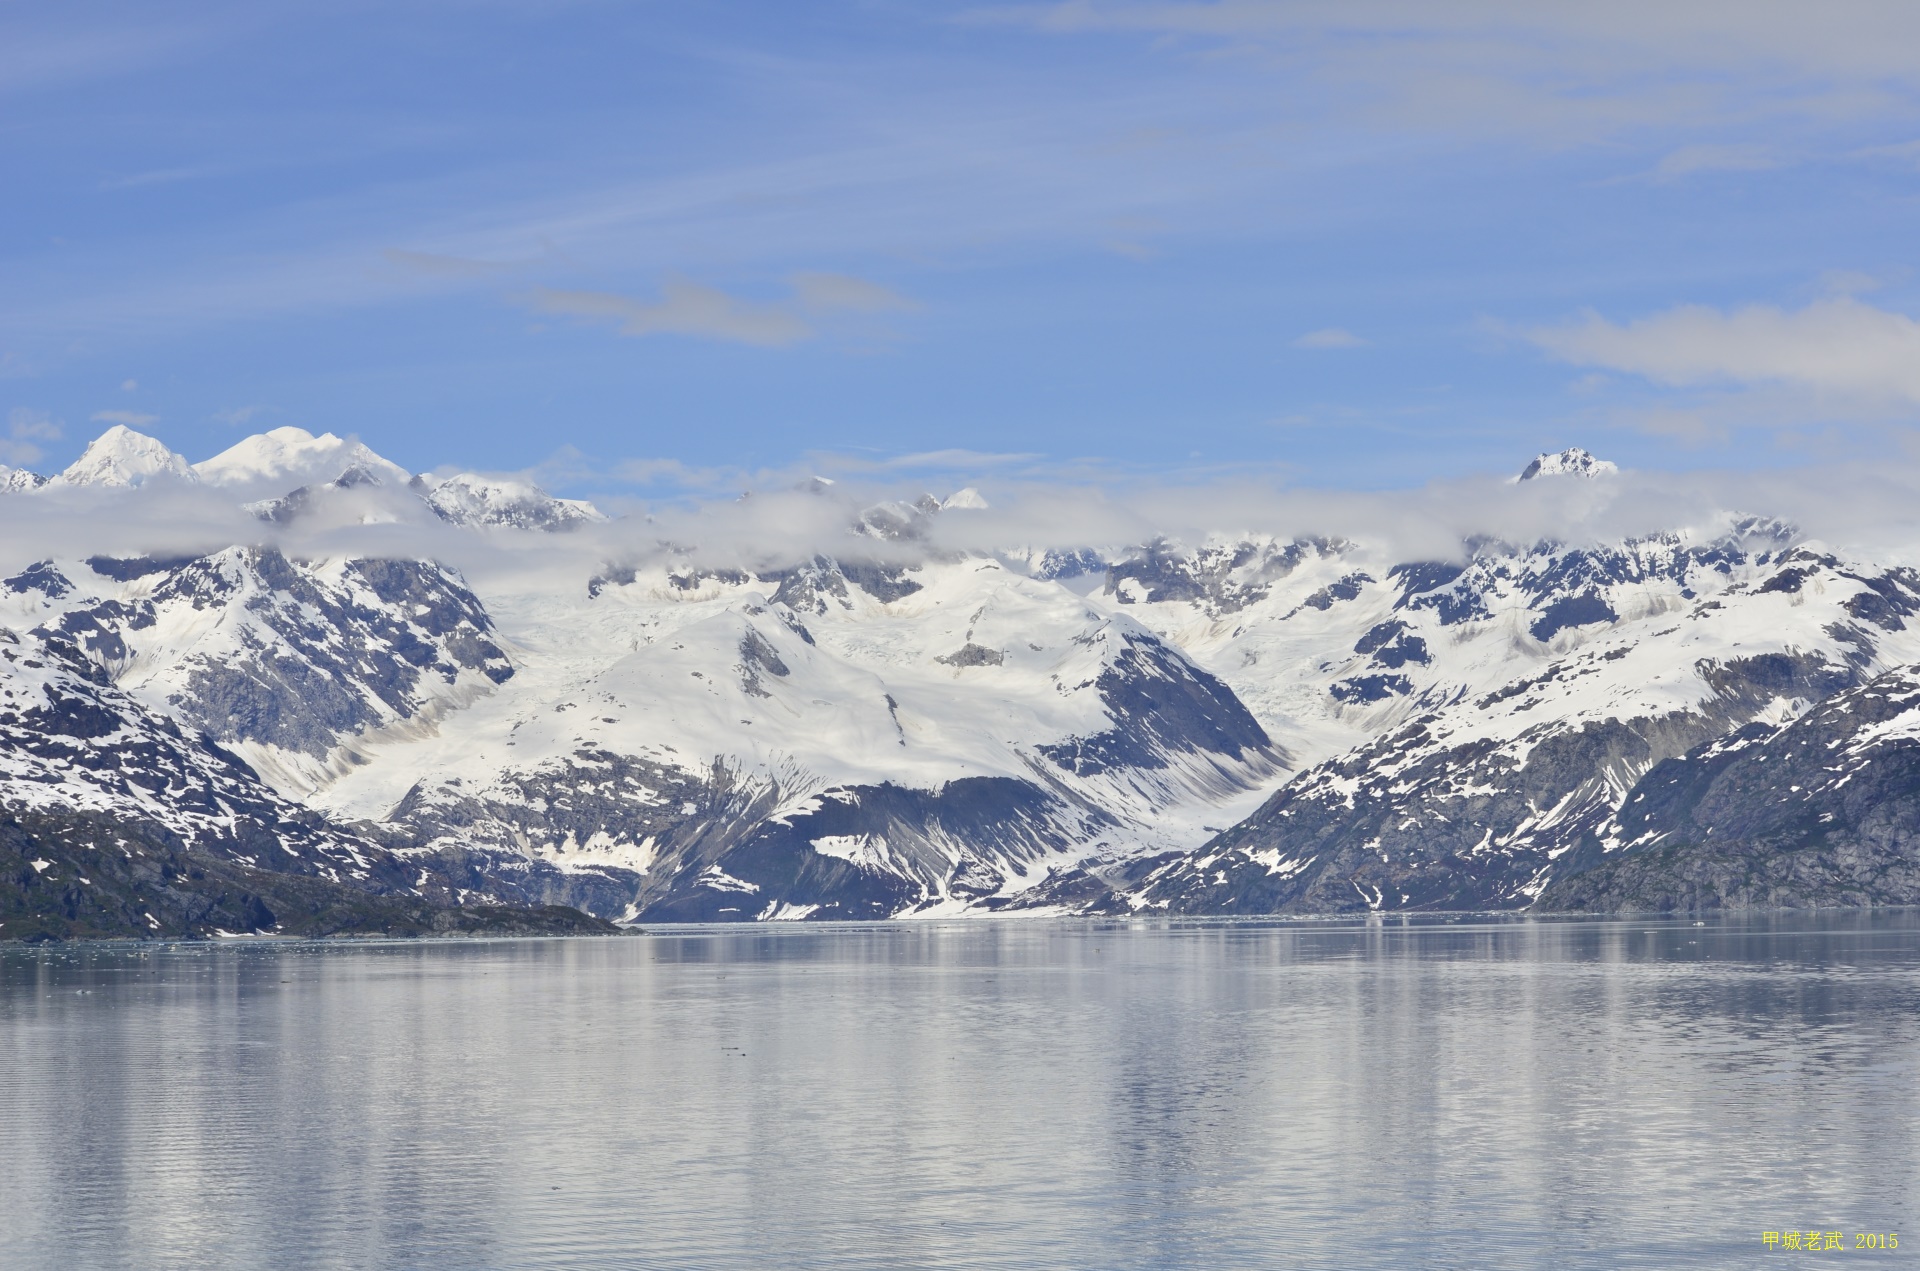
9;426;1920;932
323;553;1283;920
54;425;195;488
195;426;408;488
9;426;607;534
0;611;613;940
1517;446;1619;481
5;549;515;799
414;472;607;530
1102;523;1920;914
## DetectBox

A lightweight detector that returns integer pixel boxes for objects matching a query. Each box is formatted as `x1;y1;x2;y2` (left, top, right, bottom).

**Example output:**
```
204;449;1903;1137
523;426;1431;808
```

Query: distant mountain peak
55;425;195;488
416;472;607;531
195;426;407;487
1517;447;1618;482
0;465;47;493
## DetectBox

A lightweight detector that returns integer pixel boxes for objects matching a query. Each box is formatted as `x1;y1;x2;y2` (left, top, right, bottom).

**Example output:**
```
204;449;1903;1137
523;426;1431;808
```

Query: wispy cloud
611;456;746;489
972;1;1920;141
529;280;810;347
526;271;916;348
2;407;61;466
20;439;1920;609
869;448;1045;470
1527;297;1920;408
1647;143;1783;181
99;164;223;191
792;272;917;313
1820;269;1890;296
0;16;218;97
1293;328;1367;349
92;409;160;426
383;249;517;280
986;2;1920;85
10;408;63;442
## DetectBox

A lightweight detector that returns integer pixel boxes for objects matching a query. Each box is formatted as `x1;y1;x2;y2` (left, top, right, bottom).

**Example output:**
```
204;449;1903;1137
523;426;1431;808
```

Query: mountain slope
1109;529;1920;915
0;618;612;939
6;550;516;797
1540;663;1920;912
322;553;1286;921
54;425;194;488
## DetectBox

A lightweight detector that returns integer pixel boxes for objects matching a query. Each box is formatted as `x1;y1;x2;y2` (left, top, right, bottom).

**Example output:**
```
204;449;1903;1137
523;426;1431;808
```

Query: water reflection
2;914;1916;1269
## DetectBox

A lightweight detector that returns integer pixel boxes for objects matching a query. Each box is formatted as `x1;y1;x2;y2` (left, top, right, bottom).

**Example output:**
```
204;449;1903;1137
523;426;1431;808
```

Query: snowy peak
1517;447;1618;481
0;466;47;493
415;473;607;531
245;462;413;525
55;425;194;488
195;427;408;487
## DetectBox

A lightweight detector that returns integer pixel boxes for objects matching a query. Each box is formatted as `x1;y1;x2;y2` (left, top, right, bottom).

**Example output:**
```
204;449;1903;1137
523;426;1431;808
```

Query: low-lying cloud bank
10;442;1920;604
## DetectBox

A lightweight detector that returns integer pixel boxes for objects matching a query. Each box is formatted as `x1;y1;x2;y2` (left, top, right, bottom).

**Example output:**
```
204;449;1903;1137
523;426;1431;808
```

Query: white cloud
995;2;1920;83
1293;328;1367;349
2;406;61;466
120;378;138;392
792;272;916;313
212;405;264;427
612;457;741;489
1527;297;1920;406
976;1;1920;141
0;17;215;97
528;279;812;348
10;407;63;442
19;421;1920;615
92;409;160;426
1820;271;1878;297
1649;143;1782;180
383;249;516;280
528;271;917;348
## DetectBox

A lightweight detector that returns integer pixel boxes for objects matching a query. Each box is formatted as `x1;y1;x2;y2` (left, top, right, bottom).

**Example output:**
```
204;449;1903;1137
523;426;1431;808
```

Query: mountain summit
194;426;406;487
1517;447;1618;481
54;425;194;488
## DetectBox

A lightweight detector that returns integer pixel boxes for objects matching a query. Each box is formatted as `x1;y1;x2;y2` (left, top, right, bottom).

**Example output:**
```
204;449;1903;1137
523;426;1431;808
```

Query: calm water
2;915;1918;1270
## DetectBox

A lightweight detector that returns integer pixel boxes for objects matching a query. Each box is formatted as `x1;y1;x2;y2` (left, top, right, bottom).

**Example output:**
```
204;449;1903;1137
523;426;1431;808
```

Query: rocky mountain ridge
6;433;1920;932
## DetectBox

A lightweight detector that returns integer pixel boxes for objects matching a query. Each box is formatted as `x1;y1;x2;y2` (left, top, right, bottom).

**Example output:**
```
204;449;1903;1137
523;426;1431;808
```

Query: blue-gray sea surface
2;915;1917;1270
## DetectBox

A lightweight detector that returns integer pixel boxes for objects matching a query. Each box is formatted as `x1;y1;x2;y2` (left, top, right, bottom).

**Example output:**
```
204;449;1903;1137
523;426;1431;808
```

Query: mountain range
6;425;1920;939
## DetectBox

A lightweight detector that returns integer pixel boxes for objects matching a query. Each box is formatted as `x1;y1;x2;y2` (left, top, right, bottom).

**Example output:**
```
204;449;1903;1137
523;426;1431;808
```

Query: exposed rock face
1107;536;1344;617
1541;665;1920;912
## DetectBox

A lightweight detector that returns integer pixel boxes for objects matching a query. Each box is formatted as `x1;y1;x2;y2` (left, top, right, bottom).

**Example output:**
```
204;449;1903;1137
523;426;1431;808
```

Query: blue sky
5;1;1920;496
